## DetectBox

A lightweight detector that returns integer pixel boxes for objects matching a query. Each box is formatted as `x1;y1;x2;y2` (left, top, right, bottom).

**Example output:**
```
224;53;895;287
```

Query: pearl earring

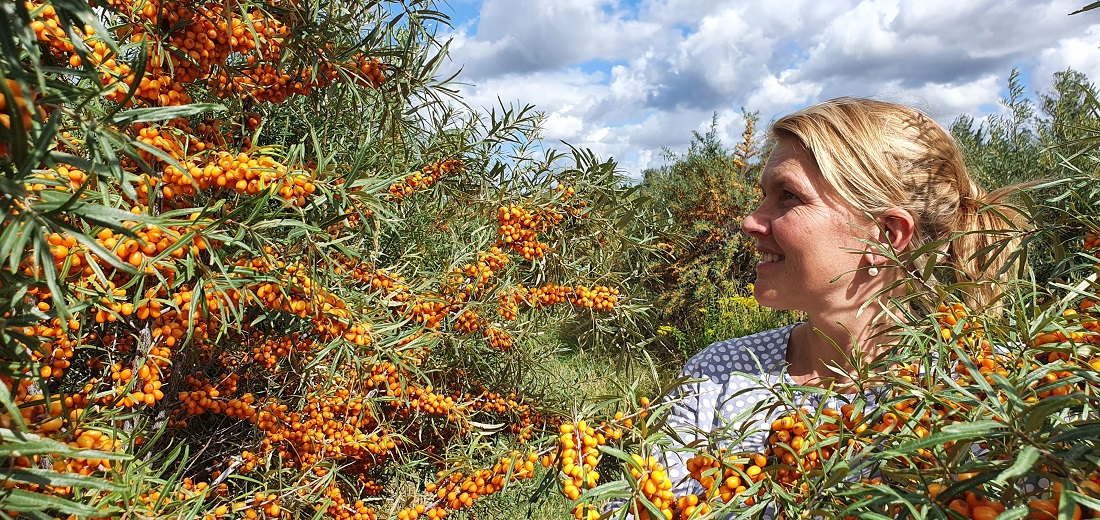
868;265;880;277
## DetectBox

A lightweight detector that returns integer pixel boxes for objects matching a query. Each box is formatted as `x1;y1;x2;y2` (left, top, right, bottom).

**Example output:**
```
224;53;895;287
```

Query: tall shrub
0;1;664;518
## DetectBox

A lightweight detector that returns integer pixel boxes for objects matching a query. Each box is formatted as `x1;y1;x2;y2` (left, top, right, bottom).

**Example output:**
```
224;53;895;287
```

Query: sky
433;0;1100;179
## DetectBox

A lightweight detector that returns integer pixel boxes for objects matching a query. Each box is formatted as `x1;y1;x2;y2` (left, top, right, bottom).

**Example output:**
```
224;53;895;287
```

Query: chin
750;291;784;311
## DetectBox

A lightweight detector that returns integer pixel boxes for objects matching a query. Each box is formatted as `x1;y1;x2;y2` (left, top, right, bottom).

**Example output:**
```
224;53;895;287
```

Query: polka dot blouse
661;323;878;500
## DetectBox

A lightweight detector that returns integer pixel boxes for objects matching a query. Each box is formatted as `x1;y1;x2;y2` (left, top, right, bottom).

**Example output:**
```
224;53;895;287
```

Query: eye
780;190;800;202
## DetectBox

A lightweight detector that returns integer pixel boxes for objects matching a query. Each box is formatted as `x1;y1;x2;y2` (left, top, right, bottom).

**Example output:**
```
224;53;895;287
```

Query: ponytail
947;185;1027;307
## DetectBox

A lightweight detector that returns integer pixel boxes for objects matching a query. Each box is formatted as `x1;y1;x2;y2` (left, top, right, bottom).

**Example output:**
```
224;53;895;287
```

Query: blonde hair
771;97;1024;306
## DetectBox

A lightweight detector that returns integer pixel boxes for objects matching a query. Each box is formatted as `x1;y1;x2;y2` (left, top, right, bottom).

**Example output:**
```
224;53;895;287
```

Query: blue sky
434;1;1100;179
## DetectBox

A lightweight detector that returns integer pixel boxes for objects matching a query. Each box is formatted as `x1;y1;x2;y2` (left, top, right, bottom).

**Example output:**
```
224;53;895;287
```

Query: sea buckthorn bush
0;0;666;517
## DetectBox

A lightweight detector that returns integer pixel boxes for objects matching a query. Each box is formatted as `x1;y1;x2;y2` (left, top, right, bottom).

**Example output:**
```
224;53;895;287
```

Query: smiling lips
759;252;784;263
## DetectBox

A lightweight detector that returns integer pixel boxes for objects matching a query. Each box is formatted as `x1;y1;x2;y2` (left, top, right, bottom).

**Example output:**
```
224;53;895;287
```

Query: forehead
760;139;823;188
761;138;858;212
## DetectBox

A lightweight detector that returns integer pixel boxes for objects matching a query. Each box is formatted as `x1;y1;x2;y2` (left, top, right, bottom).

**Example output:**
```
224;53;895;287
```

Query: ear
878;208;916;252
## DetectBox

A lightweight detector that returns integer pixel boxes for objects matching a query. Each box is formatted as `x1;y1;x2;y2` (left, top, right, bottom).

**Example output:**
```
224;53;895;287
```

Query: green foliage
951;68;1100;286
659;281;800;360
636;111;799;362
0;0;670;518
951;68;1100;190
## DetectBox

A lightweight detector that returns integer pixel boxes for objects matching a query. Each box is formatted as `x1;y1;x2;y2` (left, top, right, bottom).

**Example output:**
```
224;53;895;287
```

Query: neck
786;300;894;389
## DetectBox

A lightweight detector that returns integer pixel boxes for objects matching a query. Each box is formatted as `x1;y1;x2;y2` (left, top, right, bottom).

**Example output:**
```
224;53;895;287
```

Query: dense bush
0;0;665;518
951;68;1100;286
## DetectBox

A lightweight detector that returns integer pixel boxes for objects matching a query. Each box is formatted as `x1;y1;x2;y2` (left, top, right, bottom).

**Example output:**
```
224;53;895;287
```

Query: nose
741;205;768;237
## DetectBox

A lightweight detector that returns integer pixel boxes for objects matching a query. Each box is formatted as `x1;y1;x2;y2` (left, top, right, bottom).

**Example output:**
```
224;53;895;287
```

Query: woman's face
741;138;874;314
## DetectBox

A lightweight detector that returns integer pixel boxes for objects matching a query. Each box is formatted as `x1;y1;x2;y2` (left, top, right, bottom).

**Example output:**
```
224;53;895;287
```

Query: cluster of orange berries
46;218;210;297
402;385;456;416
176;374;251;421
251;332;308;369
443;247;510;302
931;486;1010;520
1086;231;1100;250
320;484;378;520
628;454;677;520
496;204;563;260
452;310;484;335
1040;300;1100;343
28;4;137;105
416;452;540;519
555;183;576;200
686;451;768;506
65;338;172;412
765;411;843;487
25;164;88;194
206;256;370;346
357;57;387;88
133;123;192;165
213;370;540;520
0;394;120;483
63;429;121;475
674;404;903;514
200;492;283;520
940;303;1100;402
496;287;525;321
1;390;66;432
107;358;169;408
352;253;617;351
252;383;400;470
406;293;447;329
555;421;603;510
449;309;506;347
538;410;638;520
521;283;620;311
0;78;41;156
351;269;447;331
929;479;1100;520
19;306;78;380
30;0;356;108
365;360;403;395
213;61;329;104
43;233;88;279
389;158;464;200
677;394;1100;520
159;151;315;205
363;268;411;295
14;428;120;488
554;184;591;216
93;220;209;275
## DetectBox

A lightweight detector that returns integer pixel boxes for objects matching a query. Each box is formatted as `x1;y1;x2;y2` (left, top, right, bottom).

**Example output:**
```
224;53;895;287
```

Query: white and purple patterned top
662;324;877;499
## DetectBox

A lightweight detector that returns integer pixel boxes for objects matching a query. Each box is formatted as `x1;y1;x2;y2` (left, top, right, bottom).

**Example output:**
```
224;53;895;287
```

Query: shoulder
681;324;799;380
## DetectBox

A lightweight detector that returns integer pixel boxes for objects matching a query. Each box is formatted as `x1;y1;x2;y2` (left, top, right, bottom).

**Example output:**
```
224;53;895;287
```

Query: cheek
774;211;830;244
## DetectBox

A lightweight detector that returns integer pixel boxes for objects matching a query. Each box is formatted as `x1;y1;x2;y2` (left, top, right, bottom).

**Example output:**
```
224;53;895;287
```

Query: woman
662;97;1022;498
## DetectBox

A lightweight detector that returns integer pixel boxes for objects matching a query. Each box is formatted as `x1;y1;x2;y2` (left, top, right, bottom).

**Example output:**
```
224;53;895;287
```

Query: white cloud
542;108;585;141
1034;25;1100;92
745;72;822;122
440;0;1100;179
913;75;1005;123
